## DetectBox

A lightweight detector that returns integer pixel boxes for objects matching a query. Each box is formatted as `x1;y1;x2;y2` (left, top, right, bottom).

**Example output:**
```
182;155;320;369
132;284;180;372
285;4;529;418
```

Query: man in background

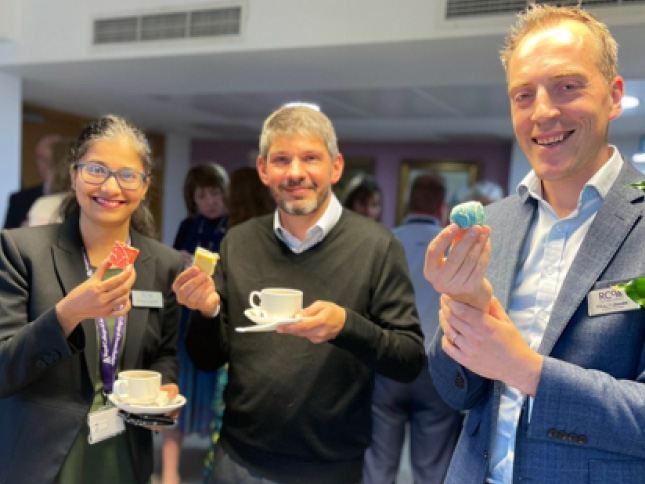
3;134;62;229
364;173;462;484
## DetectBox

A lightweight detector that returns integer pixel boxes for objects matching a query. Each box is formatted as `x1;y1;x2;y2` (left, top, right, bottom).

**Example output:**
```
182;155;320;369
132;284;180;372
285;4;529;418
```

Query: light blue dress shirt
487;148;623;484
274;193;343;253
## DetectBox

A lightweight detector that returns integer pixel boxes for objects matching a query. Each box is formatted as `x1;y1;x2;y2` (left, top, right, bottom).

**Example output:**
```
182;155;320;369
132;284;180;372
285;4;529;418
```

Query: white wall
0;73;22;224
0;0;19;42
161;133;190;246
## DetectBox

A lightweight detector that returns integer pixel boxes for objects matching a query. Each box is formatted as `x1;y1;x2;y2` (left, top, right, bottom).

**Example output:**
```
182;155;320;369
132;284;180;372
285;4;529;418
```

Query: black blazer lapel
51;214;99;387
122;232;153;369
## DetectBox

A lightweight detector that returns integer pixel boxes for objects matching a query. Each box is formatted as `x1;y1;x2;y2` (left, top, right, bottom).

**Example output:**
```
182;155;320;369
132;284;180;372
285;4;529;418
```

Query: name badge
587;287;640;316
87;406;125;444
131;290;163;308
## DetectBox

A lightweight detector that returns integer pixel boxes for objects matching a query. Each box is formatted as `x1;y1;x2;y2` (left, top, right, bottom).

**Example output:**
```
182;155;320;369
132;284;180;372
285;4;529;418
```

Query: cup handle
249;291;262;311
113;380;128;400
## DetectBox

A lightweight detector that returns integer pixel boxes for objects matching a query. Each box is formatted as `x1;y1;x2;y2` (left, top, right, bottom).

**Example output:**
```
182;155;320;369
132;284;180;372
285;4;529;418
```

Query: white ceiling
9;17;645;144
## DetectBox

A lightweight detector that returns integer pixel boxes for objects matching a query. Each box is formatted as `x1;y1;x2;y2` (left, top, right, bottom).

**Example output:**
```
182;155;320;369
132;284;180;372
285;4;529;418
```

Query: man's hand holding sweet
172;266;220;318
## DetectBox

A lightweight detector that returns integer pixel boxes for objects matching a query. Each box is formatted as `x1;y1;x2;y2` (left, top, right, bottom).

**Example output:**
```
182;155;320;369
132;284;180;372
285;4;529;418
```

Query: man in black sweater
173;105;425;484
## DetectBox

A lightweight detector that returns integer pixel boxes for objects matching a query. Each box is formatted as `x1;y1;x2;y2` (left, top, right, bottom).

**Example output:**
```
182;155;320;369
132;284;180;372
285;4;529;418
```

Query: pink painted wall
191;139;512;228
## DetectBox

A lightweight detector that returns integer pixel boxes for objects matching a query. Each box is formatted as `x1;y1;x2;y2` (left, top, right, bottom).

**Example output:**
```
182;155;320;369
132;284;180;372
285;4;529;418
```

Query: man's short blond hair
259;106;338;160
500;3;618;85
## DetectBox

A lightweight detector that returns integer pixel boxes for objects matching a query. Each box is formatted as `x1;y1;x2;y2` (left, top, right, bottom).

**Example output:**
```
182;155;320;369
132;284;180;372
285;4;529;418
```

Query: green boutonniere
614;280;645;308
617;182;645;307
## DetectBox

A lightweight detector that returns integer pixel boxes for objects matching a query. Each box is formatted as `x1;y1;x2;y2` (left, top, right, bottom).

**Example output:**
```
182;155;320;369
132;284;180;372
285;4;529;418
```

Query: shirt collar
273;193;343;253
517;145;623;205
401;214;441;226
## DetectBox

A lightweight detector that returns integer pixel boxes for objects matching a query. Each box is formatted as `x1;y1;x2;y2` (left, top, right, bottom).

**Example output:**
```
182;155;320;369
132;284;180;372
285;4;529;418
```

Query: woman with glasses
162;163;229;484
0;114;184;484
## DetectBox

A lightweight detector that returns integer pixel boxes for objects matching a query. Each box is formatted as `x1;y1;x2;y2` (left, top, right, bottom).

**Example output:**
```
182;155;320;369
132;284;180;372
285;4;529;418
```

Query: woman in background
162;163;229;484
0;114;183;484
342;174;383;222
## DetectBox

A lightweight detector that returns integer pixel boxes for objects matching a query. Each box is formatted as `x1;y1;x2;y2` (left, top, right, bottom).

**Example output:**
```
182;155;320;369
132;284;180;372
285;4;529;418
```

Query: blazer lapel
538;164;645;355
489;196;536;309
51;214;99;386
122;232;153;369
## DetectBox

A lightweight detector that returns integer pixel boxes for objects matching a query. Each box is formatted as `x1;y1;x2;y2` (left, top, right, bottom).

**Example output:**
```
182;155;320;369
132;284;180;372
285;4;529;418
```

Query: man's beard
273;182;329;216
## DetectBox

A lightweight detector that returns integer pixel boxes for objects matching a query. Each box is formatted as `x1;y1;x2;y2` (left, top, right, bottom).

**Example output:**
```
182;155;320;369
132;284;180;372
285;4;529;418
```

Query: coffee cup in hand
113;370;161;405
249;288;303;320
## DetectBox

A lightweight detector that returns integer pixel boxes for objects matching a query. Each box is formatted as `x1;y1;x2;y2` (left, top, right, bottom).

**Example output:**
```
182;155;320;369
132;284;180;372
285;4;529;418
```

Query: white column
0;73;22;225
161;133;191;246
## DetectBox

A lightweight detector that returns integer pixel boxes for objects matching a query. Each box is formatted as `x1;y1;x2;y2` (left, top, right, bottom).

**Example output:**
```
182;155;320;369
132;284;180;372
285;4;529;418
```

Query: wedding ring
449;331;459;346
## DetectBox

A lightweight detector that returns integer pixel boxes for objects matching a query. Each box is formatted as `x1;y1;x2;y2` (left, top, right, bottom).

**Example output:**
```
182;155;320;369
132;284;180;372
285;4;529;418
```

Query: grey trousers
209;445;362;484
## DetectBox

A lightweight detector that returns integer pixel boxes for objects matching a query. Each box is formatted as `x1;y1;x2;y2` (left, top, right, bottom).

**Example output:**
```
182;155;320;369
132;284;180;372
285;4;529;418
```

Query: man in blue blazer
424;4;645;484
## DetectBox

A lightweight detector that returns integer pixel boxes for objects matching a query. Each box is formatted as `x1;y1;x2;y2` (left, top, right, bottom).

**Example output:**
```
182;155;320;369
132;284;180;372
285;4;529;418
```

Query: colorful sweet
449;201;485;229
109;240;139;269
193;247;220;276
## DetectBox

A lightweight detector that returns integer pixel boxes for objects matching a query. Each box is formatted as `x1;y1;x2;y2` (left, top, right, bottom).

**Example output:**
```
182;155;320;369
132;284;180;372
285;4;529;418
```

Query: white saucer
108;393;187;415
237;309;301;333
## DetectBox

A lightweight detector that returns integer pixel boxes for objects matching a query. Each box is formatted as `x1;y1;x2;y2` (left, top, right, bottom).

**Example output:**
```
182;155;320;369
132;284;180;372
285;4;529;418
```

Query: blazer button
557;431;568;441
50;351;60;362
547;429;558;438
455;373;465;389
36;360;46;369
577;435;588;445
567;433;578;443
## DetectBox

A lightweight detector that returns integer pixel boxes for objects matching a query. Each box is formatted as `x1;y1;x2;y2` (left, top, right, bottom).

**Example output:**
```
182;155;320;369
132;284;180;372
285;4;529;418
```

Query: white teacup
249;288;303;320
113;370;161;405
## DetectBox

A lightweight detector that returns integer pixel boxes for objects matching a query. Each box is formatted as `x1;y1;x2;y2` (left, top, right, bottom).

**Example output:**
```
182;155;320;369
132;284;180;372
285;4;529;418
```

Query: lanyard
81;245;128;394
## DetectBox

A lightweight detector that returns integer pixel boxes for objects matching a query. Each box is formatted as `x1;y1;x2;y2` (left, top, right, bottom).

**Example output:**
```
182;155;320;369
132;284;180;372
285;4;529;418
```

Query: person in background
424;5;645;484
201;165;276;482
226;166;276;229
459;181;505;206
3;134;63;229
363;173;462;484
0;114;183;484
162;163;229;484
28;139;75;226
173;105;424;484
342;174;383;222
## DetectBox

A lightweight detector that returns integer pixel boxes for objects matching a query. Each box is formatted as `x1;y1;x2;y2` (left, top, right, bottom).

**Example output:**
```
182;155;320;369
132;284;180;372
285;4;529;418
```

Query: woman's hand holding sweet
55;257;136;336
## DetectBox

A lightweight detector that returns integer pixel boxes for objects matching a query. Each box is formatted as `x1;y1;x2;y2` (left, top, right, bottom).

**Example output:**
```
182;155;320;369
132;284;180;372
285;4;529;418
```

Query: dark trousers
363;365;463;484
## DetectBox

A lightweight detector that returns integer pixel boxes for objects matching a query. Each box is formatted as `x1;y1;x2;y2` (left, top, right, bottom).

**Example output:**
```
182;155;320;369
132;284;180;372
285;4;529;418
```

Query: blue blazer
0;214;184;484
429;161;645;484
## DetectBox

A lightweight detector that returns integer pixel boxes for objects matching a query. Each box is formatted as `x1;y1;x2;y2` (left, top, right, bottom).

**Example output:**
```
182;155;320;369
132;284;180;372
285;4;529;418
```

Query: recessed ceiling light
282;102;321;111
633;153;645;163
622;95;640;109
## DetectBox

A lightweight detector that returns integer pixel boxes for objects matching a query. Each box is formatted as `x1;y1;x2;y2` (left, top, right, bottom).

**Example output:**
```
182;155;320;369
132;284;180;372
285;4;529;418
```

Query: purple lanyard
82;246;127;394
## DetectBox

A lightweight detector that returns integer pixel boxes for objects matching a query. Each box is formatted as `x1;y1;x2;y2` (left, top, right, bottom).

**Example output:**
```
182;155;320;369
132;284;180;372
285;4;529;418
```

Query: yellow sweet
193;247;220;276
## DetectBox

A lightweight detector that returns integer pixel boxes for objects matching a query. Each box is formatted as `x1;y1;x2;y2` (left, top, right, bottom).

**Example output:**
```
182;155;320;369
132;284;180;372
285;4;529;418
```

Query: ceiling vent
445;0;645;18
93;5;243;45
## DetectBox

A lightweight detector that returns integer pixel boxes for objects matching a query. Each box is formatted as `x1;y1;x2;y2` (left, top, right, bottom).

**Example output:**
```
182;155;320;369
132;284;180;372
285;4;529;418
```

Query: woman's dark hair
342;174;382;218
183;164;229;216
60;114;156;237
227;167;276;228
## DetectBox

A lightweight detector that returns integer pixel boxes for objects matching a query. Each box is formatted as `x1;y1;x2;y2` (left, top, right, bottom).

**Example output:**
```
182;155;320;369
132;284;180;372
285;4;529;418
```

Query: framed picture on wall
397;160;480;225
333;157;376;202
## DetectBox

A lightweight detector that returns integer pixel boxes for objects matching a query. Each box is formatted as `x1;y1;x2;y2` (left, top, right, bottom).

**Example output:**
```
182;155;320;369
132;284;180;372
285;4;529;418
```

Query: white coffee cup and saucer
108;370;187;415
237;288;303;333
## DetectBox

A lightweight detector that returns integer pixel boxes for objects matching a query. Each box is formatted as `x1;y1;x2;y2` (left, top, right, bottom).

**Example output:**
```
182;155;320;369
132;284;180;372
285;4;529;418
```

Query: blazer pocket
589;459;645;483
